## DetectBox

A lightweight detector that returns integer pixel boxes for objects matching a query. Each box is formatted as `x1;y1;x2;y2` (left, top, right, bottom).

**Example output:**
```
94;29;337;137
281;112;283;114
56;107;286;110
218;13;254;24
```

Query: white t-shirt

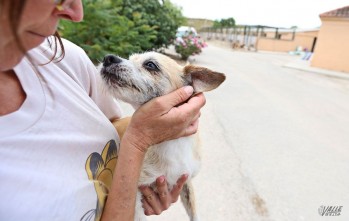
0;39;122;221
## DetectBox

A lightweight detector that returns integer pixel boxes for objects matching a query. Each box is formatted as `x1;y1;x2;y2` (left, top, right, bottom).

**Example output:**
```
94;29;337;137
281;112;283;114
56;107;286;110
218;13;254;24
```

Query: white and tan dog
100;52;225;221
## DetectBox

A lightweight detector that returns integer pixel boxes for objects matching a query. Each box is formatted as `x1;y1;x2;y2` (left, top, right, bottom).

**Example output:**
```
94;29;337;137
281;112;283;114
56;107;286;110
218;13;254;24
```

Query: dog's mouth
101;65;123;86
101;65;142;93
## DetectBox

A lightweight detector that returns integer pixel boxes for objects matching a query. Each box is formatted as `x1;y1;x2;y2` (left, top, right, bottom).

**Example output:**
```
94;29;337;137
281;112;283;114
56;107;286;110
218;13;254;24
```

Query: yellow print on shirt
81;140;118;221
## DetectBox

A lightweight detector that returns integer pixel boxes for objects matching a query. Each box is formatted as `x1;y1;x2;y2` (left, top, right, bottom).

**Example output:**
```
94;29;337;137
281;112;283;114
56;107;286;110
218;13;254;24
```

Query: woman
0;0;206;220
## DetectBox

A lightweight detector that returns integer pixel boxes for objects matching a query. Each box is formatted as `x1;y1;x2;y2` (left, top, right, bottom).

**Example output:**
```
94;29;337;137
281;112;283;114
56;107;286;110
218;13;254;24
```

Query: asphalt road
121;44;349;221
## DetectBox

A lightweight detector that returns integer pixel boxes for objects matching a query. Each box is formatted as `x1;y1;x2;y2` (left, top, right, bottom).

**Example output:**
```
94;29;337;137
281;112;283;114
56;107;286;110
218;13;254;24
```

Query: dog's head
99;52;225;108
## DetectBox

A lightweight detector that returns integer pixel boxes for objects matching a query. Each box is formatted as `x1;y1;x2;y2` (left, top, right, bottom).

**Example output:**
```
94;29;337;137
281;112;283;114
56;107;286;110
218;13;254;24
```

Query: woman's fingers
160;86;194;110
141;199;154;216
139;174;189;215
139;186;162;215
184;110;201;136
156;176;171;210
185;119;200;136
170;174;189;203
176;92;206;116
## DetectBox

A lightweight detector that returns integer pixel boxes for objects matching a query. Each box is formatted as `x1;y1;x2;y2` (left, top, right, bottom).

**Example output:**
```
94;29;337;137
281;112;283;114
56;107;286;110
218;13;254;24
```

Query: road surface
120;44;349;221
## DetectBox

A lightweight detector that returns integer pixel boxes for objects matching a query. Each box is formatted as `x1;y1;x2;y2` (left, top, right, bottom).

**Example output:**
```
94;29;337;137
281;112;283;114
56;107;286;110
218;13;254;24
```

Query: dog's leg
180;181;199;221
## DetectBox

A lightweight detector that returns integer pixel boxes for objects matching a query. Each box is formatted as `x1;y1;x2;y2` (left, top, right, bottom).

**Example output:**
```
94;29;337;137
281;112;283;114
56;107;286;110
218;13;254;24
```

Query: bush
59;0;185;63
174;35;207;60
59;0;154;63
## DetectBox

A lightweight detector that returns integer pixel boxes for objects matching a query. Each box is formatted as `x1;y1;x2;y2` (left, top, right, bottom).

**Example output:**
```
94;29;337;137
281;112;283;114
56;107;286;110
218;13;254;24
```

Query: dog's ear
183;65;226;93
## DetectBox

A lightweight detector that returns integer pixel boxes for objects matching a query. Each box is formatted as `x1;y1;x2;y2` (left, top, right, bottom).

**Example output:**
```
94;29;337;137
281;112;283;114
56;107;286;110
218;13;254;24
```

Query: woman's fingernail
158;176;165;184
184;86;194;96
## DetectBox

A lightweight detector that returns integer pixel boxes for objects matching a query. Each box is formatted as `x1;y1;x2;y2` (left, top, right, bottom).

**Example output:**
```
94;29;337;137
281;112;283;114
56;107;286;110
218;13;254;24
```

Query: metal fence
200;26;296;51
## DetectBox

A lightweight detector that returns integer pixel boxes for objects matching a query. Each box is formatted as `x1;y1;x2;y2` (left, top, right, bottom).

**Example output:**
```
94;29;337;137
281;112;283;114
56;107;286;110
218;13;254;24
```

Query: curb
283;61;349;81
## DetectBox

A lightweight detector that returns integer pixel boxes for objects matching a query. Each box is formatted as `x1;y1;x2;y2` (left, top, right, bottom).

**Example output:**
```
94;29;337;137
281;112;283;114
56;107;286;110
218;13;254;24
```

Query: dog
99;52;225;221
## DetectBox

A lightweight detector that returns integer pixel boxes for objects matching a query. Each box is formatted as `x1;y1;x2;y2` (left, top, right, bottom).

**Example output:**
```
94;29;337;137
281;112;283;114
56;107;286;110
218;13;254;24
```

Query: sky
170;0;349;29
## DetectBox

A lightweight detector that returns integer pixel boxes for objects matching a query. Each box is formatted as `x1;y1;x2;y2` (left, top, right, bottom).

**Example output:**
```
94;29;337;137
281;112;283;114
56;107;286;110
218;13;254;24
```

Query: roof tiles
320;6;349;18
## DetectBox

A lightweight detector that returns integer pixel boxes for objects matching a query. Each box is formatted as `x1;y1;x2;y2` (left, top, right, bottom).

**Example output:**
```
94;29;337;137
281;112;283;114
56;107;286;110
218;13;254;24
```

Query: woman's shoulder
30;37;97;93
35;37;90;64
61;38;85;53
61;38;90;63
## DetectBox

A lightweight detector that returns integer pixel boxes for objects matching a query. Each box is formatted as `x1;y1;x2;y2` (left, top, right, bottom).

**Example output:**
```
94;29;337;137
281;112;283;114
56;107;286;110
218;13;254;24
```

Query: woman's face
0;0;83;71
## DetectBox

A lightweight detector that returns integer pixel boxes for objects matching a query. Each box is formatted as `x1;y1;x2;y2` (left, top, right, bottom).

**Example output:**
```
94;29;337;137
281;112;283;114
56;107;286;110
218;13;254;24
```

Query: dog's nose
103;54;122;67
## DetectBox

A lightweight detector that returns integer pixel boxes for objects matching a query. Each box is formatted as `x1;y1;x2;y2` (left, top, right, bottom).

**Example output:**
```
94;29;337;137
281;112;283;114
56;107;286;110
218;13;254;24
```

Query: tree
221;17;236;27
59;0;184;63
213;19;222;29
212;17;236;29
120;0;185;49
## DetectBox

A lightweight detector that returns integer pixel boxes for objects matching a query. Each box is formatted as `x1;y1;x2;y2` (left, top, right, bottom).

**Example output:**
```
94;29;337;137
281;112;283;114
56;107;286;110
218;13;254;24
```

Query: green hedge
59;0;185;63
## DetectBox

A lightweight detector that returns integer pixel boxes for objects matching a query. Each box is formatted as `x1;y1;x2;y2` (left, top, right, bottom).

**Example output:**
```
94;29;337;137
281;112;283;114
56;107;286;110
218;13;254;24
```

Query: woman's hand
139;174;188;215
123;86;206;153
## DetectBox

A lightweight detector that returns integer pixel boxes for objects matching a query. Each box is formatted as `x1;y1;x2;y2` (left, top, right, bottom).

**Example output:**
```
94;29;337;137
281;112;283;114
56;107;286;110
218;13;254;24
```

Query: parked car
176;26;198;44
176;26;198;38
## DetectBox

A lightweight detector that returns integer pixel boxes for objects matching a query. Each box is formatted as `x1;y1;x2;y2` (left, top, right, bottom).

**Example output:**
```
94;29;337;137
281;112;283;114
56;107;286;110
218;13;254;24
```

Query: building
200;25;319;53
311;6;349;73
256;28;319;53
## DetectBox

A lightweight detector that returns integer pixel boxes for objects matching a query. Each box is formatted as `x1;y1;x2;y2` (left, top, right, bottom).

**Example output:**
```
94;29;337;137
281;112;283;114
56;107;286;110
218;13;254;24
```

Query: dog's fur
100;52;225;221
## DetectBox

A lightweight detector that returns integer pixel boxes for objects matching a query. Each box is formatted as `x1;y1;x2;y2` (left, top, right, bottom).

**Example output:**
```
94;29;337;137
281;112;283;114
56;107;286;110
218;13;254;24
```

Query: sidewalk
205;39;349;81
148;44;349;221
283;59;349;80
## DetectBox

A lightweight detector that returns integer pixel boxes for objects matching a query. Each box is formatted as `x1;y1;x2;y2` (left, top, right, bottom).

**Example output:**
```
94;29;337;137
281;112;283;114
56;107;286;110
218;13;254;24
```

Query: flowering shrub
174;35;207;60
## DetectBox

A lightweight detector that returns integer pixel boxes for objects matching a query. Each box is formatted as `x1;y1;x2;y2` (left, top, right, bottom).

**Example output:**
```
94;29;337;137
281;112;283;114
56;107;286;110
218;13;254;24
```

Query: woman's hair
2;0;66;62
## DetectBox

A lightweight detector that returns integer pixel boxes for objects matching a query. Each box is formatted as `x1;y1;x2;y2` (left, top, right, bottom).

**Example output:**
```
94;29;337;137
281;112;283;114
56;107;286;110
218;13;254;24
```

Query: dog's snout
103;54;122;67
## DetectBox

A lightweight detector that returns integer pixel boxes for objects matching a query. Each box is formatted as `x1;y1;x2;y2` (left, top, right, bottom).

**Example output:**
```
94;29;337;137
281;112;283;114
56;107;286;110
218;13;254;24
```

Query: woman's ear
183;65;226;93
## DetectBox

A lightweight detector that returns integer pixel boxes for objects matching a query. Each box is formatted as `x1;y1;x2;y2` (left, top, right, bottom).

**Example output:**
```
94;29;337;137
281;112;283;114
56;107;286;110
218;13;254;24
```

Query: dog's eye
144;61;159;71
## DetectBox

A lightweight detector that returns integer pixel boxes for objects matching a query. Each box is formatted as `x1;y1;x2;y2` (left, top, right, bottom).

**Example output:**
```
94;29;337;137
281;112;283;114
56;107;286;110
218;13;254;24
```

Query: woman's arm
101;86;205;221
112;118;190;216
